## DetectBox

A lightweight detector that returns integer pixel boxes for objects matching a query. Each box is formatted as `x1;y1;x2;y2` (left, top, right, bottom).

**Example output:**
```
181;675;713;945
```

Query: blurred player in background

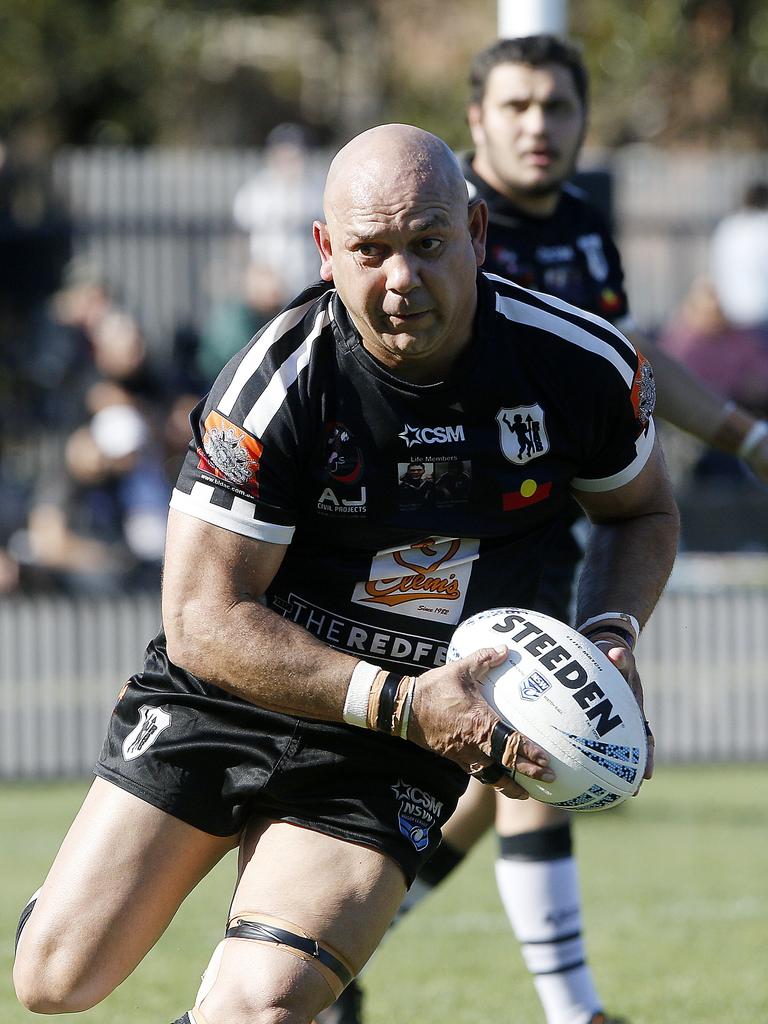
320;34;768;1024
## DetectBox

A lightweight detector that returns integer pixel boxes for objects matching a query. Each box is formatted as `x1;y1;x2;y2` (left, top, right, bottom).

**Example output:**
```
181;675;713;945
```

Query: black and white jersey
463;156;630;325
171;273;654;675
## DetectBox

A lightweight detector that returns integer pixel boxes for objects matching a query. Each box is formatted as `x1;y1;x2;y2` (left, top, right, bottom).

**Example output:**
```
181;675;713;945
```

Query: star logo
391;779;412;802
398;424;421;447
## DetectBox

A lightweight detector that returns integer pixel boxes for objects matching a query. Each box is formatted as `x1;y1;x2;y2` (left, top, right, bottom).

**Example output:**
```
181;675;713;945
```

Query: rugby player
13;123;679;1024
320;36;768;1024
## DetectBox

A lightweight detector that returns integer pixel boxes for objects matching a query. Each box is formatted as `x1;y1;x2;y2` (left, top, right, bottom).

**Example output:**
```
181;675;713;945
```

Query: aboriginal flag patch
502;478;552;511
199;411;263;495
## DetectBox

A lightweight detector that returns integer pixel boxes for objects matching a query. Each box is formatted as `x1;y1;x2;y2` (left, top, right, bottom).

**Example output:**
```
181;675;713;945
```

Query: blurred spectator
21;259;113;429
10;401;169;594
232;123;324;297
162;391;202;485
196;262;284;385
88;309;165;410
659;275;768;417
710;181;768;328
0;133;71;324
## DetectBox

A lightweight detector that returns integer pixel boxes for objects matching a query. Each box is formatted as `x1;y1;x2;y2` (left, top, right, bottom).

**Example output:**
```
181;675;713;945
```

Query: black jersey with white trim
462;156;630;323
172;273;653;675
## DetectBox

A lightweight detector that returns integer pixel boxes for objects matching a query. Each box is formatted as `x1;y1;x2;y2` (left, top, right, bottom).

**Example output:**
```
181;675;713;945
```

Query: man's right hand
406;646;555;799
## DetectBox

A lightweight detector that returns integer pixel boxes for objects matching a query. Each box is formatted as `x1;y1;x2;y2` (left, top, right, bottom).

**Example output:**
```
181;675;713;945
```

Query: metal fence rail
1;581;766;778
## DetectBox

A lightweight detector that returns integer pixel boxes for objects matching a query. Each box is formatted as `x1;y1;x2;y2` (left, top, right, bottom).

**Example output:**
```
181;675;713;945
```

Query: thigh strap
226;912;355;998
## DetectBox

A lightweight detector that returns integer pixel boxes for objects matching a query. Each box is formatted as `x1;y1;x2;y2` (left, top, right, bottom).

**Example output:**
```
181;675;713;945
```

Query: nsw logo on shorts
391;780;443;852
122;705;172;761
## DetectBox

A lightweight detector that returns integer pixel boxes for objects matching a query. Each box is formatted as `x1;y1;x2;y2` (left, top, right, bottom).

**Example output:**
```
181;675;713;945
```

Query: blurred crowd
2;150;768;597
0;127;321;597
0;252;292;598
657;181;768;487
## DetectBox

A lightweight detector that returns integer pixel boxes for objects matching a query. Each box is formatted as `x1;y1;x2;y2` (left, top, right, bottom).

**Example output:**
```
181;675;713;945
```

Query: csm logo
520;671;551;701
399;423;465;447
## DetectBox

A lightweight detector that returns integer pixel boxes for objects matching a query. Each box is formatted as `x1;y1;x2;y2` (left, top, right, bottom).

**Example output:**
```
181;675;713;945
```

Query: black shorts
95;636;467;885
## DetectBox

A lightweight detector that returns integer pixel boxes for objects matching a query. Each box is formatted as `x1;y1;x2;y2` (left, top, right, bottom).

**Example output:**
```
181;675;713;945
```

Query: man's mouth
387;309;430;322
524;149;557;168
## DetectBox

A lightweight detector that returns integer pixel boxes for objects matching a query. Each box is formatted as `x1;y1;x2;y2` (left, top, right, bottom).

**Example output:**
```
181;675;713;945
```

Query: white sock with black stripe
495;827;600;1024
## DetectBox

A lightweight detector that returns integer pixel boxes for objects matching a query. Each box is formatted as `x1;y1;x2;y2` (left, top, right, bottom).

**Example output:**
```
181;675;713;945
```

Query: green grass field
2;766;766;1023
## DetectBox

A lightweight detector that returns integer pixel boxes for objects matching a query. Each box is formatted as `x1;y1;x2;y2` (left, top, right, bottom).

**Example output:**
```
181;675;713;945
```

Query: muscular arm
572;438;679;631
162;508;358;721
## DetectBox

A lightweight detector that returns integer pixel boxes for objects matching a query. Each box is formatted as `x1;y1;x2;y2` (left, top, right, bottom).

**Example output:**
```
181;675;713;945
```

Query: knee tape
217;912;355;1000
15;888;42;953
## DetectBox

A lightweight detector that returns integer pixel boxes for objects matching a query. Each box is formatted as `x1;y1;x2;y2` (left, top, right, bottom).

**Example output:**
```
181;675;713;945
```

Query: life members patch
631;354;656;428
199;411;263;495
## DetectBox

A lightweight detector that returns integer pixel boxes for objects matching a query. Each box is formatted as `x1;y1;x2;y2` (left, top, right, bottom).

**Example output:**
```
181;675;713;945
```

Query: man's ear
467;103;485;149
313;221;334;282
468;198;487;267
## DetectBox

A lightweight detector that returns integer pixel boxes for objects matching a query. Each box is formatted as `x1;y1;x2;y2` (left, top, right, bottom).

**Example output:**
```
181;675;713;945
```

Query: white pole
497;0;568;37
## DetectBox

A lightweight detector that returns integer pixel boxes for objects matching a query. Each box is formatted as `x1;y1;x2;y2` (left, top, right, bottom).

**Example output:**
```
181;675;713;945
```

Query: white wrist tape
577;612;640;644
738;420;768;459
342;661;379;728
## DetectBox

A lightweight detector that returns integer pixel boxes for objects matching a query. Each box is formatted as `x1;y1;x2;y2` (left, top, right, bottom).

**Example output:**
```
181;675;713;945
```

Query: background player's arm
162;508;553;792
628;331;768;476
572;437;679;632
572;438;678;778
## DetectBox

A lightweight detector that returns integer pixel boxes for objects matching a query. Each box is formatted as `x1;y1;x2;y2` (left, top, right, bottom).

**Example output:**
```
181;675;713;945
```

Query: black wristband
491;721;515;764
472;763;507;785
376;672;402;734
583;624;635;650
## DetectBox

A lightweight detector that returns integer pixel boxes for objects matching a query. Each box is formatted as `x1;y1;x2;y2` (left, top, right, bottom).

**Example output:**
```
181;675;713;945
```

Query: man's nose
385;252;420;293
521;103;547;135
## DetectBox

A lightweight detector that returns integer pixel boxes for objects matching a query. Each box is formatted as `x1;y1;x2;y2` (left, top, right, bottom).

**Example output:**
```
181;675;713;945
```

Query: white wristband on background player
342;661;379;728
738;420;768;459
577;612;640;647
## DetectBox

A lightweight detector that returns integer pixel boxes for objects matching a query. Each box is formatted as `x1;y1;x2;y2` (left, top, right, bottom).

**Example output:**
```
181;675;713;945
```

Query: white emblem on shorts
122;705;172;761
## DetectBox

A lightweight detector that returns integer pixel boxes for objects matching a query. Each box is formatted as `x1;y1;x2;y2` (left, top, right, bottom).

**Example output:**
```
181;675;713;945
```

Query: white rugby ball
447;607;647;812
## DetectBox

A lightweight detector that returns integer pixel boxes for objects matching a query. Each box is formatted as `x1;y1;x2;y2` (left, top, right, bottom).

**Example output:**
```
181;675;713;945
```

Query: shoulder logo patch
631;354;656;427
496;405;549;465
200;411;263;493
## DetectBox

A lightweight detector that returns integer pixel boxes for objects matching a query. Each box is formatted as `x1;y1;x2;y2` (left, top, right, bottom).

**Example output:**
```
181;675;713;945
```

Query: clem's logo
351;536;479;624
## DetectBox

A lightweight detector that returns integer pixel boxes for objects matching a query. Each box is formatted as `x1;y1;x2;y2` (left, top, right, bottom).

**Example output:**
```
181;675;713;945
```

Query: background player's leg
495;797;604;1024
315;777;495;1024
13;777;237;1014
396;776;494;920
192;819;407;1024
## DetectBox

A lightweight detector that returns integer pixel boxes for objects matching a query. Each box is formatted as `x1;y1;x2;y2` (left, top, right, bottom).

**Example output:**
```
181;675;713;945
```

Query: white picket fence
1;569;767;778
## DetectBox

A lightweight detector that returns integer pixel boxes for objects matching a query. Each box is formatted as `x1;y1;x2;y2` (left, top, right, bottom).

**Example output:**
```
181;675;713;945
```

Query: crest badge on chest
496;404;549;465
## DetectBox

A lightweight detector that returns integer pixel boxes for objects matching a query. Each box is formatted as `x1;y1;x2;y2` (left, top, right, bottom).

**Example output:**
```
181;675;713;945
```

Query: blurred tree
0;0;767;151
573;0;768;147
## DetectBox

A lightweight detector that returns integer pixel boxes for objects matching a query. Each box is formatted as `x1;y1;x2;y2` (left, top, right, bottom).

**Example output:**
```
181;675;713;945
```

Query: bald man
13;124;678;1024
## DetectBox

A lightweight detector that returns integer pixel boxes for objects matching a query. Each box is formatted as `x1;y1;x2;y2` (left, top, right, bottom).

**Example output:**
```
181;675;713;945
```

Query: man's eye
357;244;381;258
418;238;443;253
